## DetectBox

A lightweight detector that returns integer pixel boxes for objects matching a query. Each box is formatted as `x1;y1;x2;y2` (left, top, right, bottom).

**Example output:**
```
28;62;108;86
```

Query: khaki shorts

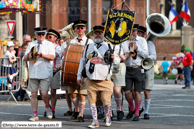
28;78;50;92
50;71;61;89
86;78;113;105
61;86;68;91
68;78;87;95
111;63;126;87
145;67;154;90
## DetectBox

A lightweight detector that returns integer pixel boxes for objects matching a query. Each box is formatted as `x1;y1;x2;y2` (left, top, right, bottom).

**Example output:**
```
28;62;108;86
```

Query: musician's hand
111;53;115;59
128;41;133;47
58;65;62;70
77;79;83;87
25;52;31;61
75;42;84;46
36;52;41;58
133;43;138;50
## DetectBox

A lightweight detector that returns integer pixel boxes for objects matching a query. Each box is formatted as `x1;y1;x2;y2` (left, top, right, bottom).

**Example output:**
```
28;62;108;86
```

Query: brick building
9;0;194;60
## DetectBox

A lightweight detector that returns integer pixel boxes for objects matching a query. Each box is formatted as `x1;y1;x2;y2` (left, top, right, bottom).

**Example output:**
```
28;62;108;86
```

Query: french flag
179;0;191;21
169;5;178;24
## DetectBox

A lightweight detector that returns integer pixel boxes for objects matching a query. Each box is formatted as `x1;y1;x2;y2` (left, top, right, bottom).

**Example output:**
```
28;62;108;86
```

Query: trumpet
129;35;136;57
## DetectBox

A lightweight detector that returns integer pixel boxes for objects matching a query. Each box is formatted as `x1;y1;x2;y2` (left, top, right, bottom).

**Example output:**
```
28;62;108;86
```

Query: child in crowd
161;57;170;84
3;41;18;90
13;43;28;101
154;61;160;75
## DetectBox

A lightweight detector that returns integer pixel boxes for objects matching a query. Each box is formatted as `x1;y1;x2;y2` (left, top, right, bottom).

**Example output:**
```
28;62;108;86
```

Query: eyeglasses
37;33;45;36
47;36;52;39
76;27;84;30
94;31;103;35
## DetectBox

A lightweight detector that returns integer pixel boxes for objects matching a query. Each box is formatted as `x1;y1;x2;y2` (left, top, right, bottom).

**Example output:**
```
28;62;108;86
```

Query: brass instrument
129;35;136;57
146;13;171;41
61;23;76;40
86;30;94;40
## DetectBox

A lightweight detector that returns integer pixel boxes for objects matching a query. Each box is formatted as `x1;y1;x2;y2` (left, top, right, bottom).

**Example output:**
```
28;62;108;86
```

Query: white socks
90;103;98;121
114;96;122;111
144;99;151;114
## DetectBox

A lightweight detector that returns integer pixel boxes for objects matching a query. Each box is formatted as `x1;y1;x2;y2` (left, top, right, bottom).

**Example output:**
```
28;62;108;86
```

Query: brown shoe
185;87;190;89
64;110;72;116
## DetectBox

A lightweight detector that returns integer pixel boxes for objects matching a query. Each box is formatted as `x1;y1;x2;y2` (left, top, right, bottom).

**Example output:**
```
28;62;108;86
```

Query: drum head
90;57;104;64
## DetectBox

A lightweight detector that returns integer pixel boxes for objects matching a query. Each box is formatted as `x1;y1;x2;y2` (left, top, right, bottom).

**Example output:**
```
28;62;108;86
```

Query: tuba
86;30;94;40
146;13;171;41
60;23;76;40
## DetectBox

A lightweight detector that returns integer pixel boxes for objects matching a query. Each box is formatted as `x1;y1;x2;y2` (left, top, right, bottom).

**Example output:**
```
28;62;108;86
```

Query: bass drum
61;44;84;89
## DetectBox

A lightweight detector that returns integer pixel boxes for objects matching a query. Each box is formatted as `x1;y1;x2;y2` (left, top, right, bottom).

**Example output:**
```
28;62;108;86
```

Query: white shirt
3;50;15;67
113;43;129;64
60;41;67;56
54;45;61;68
77;42;116;80
124;35;148;67
70;35;93;46
25;40;55;79
147;41;156;62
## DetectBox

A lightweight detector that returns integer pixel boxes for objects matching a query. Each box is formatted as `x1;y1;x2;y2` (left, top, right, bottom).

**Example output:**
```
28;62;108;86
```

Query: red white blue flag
179;0;191;21
169;4;178;24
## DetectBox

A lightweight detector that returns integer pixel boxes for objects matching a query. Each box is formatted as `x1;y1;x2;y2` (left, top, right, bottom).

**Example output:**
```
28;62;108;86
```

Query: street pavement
0;79;194;129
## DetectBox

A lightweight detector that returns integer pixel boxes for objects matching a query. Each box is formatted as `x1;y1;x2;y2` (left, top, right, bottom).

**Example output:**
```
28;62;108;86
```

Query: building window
165;0;171;18
68;0;80;24
102;0;112;23
164;0;183;30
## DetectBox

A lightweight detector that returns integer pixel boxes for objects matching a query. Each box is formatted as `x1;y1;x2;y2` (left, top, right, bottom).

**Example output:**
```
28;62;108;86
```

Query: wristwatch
40;53;42;57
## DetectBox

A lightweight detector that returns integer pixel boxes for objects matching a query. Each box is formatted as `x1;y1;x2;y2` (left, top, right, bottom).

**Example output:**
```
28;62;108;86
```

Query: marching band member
45;29;61;118
69;20;93;122
111;43;128;121
137;26;156;119
24;27;55;121
123;24;148;121
77;25;115;128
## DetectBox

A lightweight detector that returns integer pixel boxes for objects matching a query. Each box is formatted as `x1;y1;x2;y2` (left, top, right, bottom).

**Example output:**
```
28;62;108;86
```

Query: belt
126;65;141;69
120;61;124;63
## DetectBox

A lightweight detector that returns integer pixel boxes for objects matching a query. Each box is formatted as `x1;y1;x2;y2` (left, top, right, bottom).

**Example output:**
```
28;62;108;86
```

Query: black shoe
112;110;115;118
98;112;104;119
44;111;47;117
126;110;135;119
78;116;84;122
64;110;73;116
139;107;144;117
132;115;139;121
52;110;55;118
117;111;124;121
182;87;186;89
144;114;149;119
71;112;79;120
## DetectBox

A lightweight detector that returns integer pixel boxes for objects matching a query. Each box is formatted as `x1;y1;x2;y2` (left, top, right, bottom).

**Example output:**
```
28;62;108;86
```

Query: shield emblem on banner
104;9;136;45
